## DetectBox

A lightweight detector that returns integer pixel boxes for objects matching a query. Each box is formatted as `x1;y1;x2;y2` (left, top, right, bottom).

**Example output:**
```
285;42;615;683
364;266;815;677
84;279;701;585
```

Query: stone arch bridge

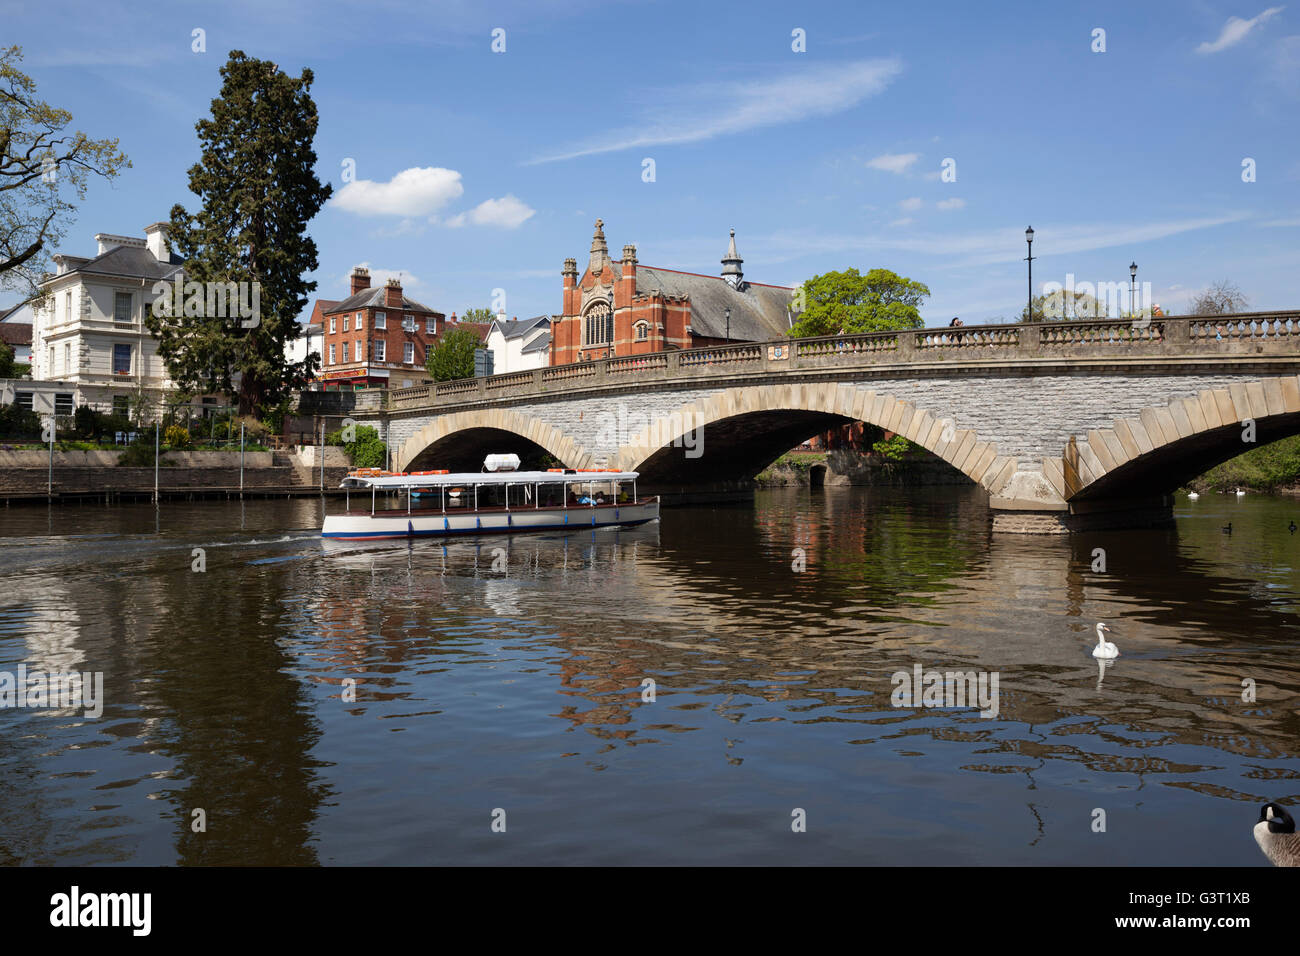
354;313;1300;532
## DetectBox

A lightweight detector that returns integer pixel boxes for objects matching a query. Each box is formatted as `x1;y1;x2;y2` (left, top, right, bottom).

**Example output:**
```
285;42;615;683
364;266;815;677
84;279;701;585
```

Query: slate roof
520;331;551;354
326;287;440;315
492;315;550;340
634;266;796;341
50;244;184;282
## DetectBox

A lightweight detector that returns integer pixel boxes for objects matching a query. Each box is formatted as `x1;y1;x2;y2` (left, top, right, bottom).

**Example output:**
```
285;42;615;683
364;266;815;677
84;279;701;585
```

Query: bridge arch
608;383;1018;493
396;408;596;472
1056;375;1300;500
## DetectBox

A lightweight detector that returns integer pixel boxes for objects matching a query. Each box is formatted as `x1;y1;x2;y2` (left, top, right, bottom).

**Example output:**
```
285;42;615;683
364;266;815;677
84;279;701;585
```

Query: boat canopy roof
340;469;639;490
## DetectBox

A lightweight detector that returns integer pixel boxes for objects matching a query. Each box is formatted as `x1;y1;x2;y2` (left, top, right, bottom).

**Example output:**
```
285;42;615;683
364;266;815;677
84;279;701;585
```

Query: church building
551;220;798;365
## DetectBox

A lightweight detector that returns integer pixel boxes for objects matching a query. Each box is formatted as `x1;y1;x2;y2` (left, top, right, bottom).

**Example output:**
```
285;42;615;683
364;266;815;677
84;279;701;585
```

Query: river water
1;487;1297;865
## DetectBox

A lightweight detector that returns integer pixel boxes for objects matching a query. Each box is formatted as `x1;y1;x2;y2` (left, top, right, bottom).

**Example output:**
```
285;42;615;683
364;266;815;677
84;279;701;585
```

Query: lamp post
1024;226;1035;321
725;307;731;344
1129;261;1138;319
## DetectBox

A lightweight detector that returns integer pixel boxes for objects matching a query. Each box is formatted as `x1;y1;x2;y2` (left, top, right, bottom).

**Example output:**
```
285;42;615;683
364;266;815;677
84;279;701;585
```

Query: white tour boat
321;454;660;540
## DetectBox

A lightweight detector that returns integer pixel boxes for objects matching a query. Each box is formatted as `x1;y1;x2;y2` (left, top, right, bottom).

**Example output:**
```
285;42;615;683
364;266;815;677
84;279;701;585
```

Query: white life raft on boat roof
483;453;521;473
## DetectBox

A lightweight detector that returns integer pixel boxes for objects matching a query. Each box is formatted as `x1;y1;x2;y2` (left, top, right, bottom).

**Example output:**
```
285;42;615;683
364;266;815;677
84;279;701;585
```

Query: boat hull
322;500;660;540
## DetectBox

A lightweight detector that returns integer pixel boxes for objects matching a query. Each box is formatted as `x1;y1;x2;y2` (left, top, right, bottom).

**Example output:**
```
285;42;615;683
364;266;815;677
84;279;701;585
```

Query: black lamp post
1129;261;1138;318
725;307;731;343
1024;226;1035;321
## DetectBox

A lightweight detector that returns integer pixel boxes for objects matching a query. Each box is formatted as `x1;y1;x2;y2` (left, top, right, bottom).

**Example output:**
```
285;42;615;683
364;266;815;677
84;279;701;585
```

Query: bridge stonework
355;314;1300;533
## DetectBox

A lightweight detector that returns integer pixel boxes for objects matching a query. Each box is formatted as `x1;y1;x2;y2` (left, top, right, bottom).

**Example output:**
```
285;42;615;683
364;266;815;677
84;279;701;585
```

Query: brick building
552;219;798;365
318;267;445;389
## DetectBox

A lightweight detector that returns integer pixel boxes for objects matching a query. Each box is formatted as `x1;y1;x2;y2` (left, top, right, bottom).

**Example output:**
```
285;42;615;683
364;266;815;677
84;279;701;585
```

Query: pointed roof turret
588;218;610;276
721;228;744;288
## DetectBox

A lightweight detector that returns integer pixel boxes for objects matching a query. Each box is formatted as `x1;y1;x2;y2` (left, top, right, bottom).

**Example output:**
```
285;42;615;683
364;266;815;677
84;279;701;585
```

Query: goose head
1259;803;1296;834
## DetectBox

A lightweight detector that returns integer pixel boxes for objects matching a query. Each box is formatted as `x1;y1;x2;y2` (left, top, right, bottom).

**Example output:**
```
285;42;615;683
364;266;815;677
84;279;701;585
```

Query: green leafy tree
458;307;495;324
0;340;15;377
1022;288;1113;322
426;326;480;381
326;424;386;468
872;435;915;461
146;51;331;416
0;46;131;296
788;268;930;337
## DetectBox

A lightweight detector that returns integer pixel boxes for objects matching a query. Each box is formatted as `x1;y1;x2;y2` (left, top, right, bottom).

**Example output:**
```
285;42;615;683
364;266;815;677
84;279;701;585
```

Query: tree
788;268;929;337
458;307;495;324
0;340;15;377
146;51;331;416
1021;288;1114;322
1190;280;1248;316
0;46;131;297
426;326;480;381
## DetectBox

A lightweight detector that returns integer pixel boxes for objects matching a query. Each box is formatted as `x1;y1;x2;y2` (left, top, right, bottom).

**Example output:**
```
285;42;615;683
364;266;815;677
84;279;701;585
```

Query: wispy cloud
728;213;1252;269
867;152;920;174
936;198;966;211
526;58;902;164
1195;6;1285;54
898;197;923;211
339;262;424;291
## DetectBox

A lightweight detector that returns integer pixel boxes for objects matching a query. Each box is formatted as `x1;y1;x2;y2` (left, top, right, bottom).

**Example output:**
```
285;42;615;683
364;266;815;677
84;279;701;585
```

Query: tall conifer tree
148;51;331;415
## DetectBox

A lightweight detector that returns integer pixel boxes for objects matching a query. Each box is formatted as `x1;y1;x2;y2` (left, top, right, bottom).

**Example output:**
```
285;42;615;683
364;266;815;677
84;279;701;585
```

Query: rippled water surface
1;487;1297;865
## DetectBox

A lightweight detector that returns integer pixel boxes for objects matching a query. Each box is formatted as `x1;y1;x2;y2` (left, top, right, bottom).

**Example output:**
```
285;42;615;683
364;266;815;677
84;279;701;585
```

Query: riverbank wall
0;448;352;503
754;449;975;488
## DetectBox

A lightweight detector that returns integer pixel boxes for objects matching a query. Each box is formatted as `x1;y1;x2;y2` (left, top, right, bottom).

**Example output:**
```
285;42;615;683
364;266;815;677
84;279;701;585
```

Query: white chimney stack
143;221;170;262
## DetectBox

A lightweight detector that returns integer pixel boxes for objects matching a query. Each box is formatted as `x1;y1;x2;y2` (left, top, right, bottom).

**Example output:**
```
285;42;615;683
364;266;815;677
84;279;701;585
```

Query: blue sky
6;0;1299;325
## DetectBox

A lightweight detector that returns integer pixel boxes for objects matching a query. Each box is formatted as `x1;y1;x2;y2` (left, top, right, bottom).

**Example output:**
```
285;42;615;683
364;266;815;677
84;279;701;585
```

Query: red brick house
552;219;797;365
318;267;445;389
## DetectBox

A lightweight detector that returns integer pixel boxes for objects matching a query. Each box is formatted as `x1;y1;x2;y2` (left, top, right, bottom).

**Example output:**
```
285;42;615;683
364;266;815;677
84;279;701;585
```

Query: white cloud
738;213;1252;269
868;152;920;174
936;198;966;210
340;262;423;292
1260;216;1300;226
528;58;902;164
446;194;536;229
332;167;464;217
889;217;914;227
898;197;923;211
1195;6;1285;54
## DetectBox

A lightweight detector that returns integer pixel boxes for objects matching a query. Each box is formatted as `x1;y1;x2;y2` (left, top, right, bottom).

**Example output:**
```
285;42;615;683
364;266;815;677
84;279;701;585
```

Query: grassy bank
1189;435;1300;493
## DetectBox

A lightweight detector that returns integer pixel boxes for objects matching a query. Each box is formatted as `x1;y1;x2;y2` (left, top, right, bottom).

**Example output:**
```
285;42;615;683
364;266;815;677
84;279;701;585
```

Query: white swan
1236;488;1246;497
1091;622;1119;659
1187;491;1199;500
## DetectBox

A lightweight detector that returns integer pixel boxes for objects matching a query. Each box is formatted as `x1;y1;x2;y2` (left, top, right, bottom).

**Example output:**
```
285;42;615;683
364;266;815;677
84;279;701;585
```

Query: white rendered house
30;222;197;416
486;315;551;373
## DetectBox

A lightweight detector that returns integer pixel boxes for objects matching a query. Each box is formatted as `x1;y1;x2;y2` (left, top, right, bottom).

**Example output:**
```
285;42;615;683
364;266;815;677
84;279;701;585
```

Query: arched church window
584;302;612;346
634;321;649;341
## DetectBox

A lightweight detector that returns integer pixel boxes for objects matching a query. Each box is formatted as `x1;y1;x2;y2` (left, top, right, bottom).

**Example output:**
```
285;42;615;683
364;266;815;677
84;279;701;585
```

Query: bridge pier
991;494;1174;534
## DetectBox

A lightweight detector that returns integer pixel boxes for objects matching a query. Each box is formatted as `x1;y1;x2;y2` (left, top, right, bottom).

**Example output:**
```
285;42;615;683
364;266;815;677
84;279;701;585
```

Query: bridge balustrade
379;311;1300;411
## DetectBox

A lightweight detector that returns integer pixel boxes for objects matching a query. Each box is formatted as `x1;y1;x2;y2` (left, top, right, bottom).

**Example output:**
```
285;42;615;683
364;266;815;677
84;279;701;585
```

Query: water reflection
0;488;1297;864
